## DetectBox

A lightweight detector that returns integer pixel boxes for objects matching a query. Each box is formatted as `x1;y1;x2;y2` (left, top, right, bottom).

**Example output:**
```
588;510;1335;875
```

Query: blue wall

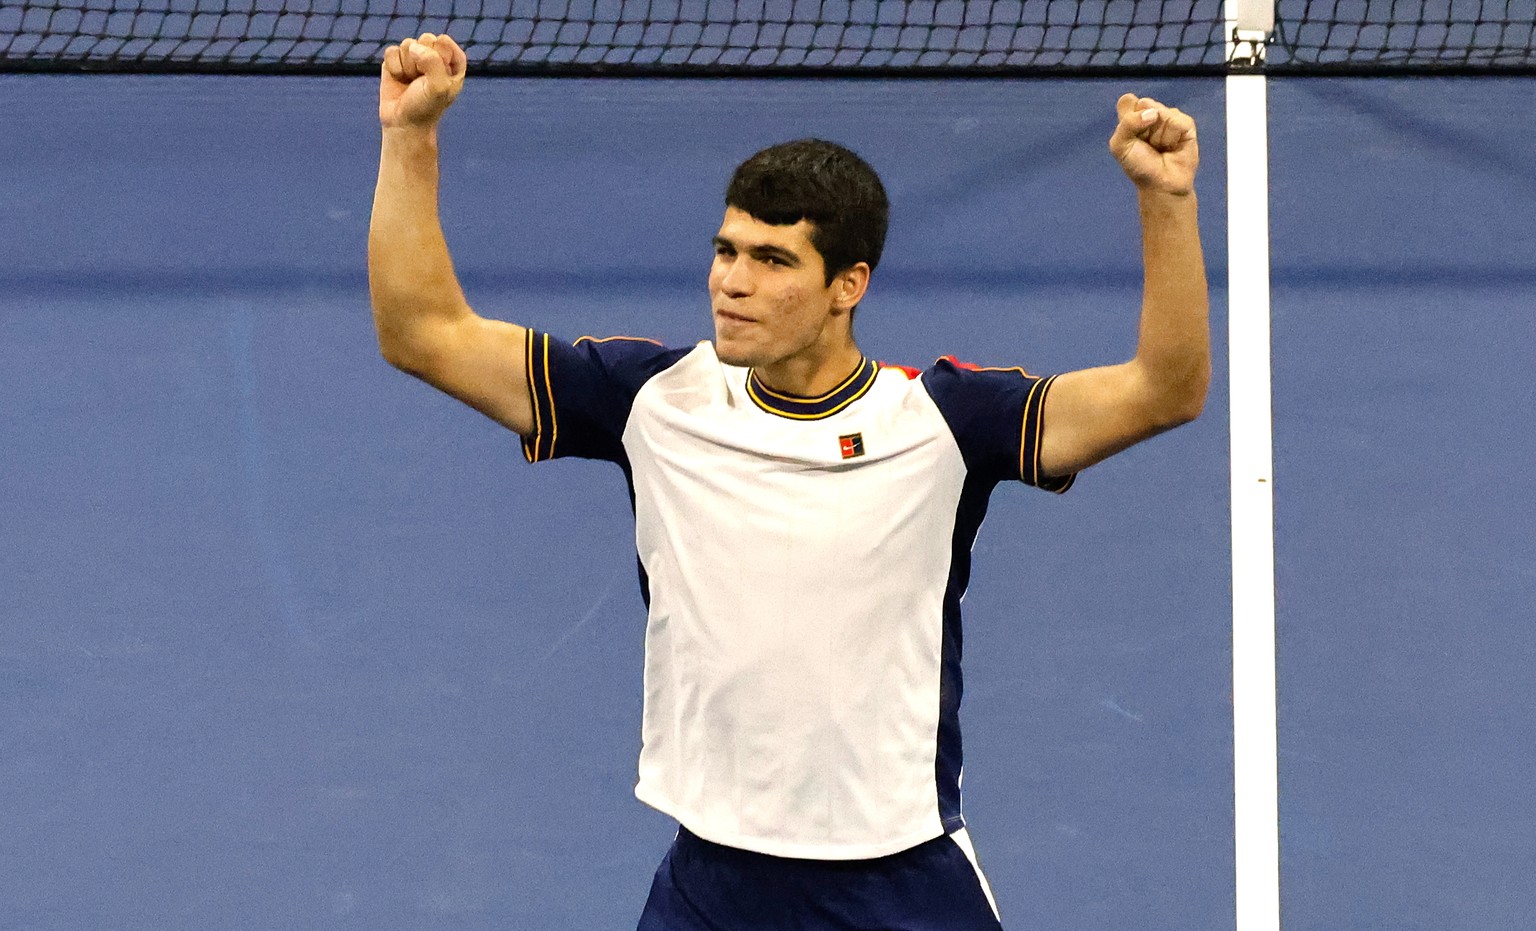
1;73;1235;928
1270;77;1536;930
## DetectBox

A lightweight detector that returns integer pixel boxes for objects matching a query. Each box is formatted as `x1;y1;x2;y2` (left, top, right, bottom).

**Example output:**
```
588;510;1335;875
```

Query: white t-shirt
522;331;1071;860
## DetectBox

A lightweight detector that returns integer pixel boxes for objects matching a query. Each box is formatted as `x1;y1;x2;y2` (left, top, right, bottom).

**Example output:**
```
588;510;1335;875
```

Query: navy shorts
636;825;1004;930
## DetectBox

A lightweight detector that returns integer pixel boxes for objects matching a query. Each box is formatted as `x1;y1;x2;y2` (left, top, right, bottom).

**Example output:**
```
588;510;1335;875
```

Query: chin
715;348;760;369
712;337;761;369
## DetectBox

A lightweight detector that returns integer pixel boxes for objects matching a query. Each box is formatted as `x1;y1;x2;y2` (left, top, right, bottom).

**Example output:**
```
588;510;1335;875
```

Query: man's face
709;207;843;370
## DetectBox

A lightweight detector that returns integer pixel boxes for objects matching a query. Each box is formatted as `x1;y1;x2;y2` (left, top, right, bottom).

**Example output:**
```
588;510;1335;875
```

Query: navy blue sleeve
520;330;691;465
920;357;1076;493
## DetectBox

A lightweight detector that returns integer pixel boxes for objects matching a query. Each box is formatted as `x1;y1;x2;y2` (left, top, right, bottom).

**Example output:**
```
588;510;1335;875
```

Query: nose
716;254;753;298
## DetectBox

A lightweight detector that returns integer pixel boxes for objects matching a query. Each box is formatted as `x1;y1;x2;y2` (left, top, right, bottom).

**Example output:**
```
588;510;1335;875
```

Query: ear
828;262;871;315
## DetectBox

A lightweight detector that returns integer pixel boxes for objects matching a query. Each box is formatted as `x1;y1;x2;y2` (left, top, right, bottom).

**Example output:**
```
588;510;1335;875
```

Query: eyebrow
713;235;802;267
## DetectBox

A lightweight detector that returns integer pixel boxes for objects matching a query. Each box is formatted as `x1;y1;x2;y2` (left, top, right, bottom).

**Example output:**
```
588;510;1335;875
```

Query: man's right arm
369;33;534;435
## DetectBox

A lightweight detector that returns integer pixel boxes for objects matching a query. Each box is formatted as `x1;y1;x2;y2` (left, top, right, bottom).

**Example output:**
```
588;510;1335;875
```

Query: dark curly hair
725;139;889;286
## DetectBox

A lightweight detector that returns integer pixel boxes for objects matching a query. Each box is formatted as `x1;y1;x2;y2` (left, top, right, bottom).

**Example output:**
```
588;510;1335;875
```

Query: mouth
714;308;756;324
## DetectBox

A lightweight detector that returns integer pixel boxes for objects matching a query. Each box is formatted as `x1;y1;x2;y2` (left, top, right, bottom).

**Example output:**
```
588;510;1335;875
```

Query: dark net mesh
0;0;1532;74
1270;1;1536;71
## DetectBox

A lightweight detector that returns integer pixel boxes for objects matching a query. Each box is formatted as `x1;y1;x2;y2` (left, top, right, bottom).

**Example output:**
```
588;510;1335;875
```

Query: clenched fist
379;33;468;130
1108;94;1199;196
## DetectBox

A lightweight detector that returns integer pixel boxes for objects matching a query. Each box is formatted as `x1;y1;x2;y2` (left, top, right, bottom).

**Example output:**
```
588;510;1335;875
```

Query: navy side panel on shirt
921;357;1076;494
521;331;693;466
917;356;1075;832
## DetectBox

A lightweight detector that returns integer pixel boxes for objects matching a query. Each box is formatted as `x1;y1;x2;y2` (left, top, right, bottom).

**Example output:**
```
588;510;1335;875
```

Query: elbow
368;286;460;376
1168;367;1211;427
375;329;436;378
1167;396;1205;429
1149;362;1210;431
371;310;412;372
376;337;413;373
370;305;430;376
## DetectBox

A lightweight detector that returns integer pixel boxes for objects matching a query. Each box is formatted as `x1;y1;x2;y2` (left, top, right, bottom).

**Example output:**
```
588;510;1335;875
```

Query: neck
752;340;865;397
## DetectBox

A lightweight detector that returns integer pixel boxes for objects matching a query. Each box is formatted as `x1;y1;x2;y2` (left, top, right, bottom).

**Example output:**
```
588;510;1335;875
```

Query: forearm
1131;188;1210;422
368;125;472;366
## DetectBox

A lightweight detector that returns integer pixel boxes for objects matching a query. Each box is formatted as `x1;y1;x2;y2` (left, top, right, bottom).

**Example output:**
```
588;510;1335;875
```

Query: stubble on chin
712;339;759;368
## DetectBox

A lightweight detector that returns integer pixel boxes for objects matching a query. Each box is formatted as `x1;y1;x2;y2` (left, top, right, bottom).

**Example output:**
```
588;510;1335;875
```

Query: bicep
1038;360;1183;477
393;311;536;435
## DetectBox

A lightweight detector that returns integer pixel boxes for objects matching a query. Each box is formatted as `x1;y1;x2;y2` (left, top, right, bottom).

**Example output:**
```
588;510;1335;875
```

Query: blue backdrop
1269;77;1536;931
5;71;1239;929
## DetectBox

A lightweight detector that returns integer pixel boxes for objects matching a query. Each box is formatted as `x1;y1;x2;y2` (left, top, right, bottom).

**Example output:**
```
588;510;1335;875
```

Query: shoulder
922;355;1041;384
892;355;1048;408
530;331;695;390
521;335;703;464
570;334;692;372
884;354;1072;491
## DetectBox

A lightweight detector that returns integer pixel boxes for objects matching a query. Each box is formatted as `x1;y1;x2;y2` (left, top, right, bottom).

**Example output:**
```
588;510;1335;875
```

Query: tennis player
370;32;1207;930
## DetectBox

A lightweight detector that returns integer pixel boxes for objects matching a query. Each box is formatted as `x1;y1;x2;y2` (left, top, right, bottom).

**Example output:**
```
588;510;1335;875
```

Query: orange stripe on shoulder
879;361;922;380
575;335;664;346
939;354;1033;378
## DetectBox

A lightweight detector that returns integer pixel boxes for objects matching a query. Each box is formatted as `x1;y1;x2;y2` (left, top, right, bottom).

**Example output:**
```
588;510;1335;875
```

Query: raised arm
369;32;535;435
1037;94;1210;478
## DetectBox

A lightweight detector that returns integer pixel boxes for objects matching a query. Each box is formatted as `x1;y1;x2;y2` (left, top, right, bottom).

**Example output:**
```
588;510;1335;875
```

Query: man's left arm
1038;94;1210;479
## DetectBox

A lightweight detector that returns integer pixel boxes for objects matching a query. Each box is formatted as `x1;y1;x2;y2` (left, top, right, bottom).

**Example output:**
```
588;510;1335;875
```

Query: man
370;32;1207;931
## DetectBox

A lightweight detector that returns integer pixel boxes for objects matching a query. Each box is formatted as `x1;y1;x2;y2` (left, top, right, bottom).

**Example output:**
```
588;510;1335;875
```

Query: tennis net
2;1;1532;74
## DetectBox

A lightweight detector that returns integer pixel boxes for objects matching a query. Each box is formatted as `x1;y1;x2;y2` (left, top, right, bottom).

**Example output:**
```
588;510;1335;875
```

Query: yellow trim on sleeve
1032;375;1050;486
1019;377;1044;483
1033;375;1075;494
522;329;542;462
541;333;557;460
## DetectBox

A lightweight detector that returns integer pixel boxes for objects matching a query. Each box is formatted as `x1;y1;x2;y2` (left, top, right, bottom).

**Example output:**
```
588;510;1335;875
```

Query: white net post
1225;1;1280;929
